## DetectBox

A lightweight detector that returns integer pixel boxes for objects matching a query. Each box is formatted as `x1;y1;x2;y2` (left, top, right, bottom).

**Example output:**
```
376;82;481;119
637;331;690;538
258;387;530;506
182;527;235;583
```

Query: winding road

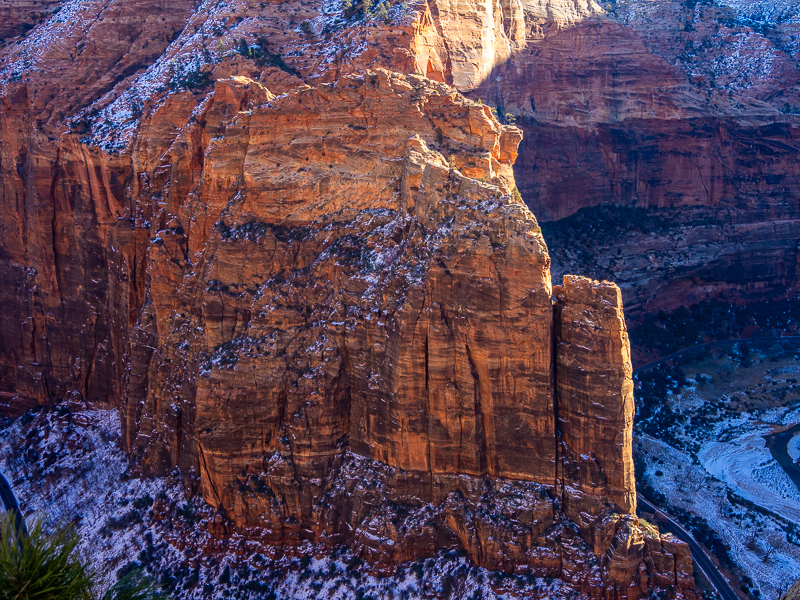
627;339;800;600
0;470;26;535
637;494;739;600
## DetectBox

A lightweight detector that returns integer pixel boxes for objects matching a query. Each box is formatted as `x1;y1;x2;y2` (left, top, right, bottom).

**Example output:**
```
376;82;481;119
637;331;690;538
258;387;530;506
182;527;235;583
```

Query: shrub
0;512;163;600
0;513;94;600
235;37;296;74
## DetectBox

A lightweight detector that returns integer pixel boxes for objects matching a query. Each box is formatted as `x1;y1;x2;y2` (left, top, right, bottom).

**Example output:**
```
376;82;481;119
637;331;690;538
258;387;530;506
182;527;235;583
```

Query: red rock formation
420;0;800;314
0;82;133;413
555;276;635;532
116;70;691;597
0;0;61;39
2;0;798;409
0;0;705;595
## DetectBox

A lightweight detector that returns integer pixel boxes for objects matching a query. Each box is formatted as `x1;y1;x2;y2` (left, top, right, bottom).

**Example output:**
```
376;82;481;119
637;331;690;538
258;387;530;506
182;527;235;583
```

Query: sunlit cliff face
0;0;797;594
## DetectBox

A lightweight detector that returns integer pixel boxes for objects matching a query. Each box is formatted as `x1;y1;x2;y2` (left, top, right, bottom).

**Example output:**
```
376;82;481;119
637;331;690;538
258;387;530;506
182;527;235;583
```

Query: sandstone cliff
116;71;691;596
0;0;711;596
2;0;798;406
460;0;800;315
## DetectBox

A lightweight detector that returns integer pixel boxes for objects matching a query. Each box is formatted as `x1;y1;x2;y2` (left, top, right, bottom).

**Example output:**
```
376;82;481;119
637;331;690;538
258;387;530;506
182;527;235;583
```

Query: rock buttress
124;69;557;544
555;275;636;531
114;71;694;598
554;276;695;598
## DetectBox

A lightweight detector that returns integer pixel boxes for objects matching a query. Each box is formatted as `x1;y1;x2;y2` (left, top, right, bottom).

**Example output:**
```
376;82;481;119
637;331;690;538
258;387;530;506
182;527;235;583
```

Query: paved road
0;470;27;535
638;494;740;600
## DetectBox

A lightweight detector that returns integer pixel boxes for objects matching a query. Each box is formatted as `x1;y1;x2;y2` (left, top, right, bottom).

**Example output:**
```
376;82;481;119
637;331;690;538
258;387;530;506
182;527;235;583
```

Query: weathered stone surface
0;83;132;412
555;275;636;529
0;0;62;39
124;69;553;519
661;532;695;589
605;516;646;595
113;70;687;596
0;0;195;126
0;0;702;595
2;0;798;412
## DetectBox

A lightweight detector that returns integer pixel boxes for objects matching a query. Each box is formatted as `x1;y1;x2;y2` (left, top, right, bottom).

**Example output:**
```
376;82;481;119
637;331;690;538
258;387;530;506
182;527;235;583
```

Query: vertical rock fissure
48;150;64;303
197;443;222;507
424;0;455;85
83;313;99;400
424;334;429;392
465;343;488;476
551;294;564;502
340;335;353;448
276;388;288;448
175;406;183;468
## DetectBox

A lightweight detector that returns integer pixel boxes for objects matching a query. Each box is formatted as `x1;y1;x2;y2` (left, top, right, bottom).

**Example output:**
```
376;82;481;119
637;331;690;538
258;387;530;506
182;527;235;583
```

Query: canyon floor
635;339;800;600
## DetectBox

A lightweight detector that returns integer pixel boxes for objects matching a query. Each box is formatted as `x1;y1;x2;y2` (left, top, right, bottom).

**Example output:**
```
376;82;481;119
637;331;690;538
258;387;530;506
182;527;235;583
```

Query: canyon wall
414;0;800;317
464;0;800;315
0;0;736;594
2;0;799;408
118;71;689;595
543;204;800;317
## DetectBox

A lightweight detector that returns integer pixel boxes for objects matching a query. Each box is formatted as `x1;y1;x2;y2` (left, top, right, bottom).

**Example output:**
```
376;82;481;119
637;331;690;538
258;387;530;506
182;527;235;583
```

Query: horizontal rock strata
0;0;706;596
118;71;691;598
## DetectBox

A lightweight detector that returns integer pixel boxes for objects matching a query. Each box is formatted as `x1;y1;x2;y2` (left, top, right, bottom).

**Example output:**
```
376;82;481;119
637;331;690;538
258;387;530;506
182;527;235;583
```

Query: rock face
463;0;800;314
117;70;688;597
0;0;705;596
0;85;131;414
555;276;636;530
0;0;62;39
2;0;797;407
543;204;800;318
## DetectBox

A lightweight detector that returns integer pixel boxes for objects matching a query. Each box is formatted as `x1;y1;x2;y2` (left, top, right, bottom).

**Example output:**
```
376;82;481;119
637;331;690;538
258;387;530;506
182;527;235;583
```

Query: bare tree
745;529;758;550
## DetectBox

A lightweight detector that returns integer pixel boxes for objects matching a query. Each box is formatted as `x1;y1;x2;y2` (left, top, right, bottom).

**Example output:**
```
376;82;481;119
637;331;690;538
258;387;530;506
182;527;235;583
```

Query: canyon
2;0;797;595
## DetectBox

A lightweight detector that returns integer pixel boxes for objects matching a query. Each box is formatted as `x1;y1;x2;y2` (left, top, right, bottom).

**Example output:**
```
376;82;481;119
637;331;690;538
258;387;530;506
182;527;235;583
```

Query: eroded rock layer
555;276;636;531
0;0;703;596
2;0;798;407
466;0;800;313
116;71;691;598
